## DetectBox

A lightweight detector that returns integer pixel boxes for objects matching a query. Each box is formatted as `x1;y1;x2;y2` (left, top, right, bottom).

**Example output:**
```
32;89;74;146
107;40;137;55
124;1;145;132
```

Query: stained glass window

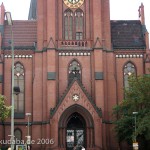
64;9;73;40
123;62;136;88
14;63;25;113
75;9;83;40
67;130;74;148
64;9;84;40
68;60;81;84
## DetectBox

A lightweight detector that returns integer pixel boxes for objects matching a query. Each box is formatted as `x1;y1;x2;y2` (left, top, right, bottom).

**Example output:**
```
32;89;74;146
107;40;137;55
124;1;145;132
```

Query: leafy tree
0;95;11;142
112;74;150;149
0;95;11;122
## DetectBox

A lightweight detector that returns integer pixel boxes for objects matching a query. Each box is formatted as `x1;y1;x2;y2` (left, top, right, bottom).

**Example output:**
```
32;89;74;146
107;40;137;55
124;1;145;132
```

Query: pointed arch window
63;9;84;40
14;129;22;141
123;62;136;88
75;9;84;40
68;60;81;84
64;9;73;40
14;63;25;115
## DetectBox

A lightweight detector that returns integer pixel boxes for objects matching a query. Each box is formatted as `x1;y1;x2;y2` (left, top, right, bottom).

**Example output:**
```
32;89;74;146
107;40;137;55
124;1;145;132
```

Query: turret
139;3;149;50
138;3;145;25
0;3;5;48
0;3;5;25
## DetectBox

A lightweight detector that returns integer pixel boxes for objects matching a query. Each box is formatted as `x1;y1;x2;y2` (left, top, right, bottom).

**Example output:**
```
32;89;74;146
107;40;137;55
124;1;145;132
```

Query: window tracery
14;63;25;114
123;62;136;88
64;9;84;40
68;60;81;84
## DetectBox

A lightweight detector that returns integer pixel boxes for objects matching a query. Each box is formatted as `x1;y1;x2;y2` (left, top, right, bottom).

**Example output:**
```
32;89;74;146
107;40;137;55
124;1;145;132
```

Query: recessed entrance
66;112;86;150
58;104;95;149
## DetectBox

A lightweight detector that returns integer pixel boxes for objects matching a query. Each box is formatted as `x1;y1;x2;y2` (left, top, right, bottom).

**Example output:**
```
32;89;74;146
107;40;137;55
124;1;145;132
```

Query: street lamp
5;12;20;150
133;112;138;142
5;12;15;150
133;112;138;150
26;113;31;147
26;113;31;136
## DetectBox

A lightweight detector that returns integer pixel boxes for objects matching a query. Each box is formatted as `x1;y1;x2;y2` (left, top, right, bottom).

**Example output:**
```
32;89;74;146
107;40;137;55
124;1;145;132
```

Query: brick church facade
0;0;150;150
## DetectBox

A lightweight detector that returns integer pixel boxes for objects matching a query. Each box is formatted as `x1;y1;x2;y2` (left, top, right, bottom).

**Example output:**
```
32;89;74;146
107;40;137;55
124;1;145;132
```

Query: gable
50;79;102;120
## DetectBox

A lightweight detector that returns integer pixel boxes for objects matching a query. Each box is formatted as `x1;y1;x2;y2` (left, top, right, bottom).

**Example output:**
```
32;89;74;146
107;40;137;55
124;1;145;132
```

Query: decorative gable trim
93;37;104;49
145;54;150;63
4;54;33;58
58;52;91;56
116;54;143;58
47;37;56;49
50;78;102;118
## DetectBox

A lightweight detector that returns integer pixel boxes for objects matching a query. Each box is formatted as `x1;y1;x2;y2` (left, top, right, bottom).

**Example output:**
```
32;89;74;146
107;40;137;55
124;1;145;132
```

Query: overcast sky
1;0;150;35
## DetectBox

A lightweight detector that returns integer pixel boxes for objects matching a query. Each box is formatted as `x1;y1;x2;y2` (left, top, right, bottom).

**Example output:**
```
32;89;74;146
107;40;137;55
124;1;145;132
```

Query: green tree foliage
113;74;150;145
0;95;11;122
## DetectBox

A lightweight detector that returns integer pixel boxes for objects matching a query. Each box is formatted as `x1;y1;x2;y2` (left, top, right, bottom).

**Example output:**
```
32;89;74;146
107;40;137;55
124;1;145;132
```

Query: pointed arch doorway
66;112;85;149
58;105;94;149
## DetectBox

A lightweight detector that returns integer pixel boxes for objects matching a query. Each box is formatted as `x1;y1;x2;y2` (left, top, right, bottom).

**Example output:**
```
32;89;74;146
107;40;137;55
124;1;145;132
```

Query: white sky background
1;0;150;38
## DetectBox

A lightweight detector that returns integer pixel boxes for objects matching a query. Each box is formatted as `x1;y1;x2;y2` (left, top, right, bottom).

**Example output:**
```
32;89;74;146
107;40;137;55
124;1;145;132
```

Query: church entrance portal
66;112;86;150
58;105;95;149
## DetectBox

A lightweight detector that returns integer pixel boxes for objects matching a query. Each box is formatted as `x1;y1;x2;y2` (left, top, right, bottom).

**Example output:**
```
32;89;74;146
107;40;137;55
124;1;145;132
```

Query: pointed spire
28;0;37;20
0;2;5;25
138;3;145;25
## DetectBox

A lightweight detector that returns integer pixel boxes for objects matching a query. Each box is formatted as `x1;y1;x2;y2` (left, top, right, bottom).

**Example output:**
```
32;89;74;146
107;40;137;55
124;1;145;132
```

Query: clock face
63;0;84;8
68;0;80;4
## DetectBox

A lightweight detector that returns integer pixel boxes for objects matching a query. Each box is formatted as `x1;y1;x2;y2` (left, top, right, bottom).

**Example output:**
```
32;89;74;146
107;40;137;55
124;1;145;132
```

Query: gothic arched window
123;62;136;88
75;9;84;40
68;60;81;84
64;9;73;40
63;9;84;40
14;62;25;114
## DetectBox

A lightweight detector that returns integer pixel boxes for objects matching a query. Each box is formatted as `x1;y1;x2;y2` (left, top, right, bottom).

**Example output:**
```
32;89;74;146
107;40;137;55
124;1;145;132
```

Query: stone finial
0;3;5;25
138;3;145;25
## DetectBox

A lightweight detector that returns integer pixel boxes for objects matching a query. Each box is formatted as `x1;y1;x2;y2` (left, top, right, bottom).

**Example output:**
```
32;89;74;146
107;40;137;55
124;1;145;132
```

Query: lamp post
133;112;138;142
26;113;31;136
133;112;138;150
26;113;31;149
5;12;15;150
